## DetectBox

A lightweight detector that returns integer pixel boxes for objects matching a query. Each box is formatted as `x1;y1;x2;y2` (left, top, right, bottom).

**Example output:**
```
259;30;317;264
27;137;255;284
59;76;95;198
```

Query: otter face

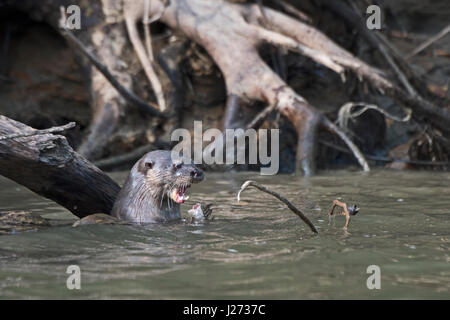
136;150;203;204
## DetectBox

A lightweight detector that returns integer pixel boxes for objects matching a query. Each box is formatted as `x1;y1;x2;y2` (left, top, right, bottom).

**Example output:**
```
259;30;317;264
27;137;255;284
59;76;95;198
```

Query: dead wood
0;122;75;141
0;115;120;218
237;180;318;234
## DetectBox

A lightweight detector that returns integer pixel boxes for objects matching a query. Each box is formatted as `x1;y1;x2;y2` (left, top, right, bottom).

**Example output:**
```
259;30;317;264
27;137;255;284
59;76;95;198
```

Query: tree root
237;180;318;234
124;0;167;111
57;0;376;173
125;0;374;175
10;0;449;173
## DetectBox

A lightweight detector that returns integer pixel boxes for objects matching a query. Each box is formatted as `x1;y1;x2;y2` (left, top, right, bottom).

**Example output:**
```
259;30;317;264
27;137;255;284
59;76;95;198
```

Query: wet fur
112;151;203;223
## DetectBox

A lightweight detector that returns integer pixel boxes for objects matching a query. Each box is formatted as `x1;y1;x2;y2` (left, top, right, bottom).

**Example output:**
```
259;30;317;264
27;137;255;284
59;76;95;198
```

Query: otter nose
191;168;204;182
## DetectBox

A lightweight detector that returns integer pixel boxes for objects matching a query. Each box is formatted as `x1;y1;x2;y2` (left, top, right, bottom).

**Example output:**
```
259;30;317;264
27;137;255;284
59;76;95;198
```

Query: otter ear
138;160;154;174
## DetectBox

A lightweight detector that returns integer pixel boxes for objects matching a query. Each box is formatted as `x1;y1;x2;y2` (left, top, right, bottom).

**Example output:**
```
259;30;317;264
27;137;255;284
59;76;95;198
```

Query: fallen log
0;115;120;218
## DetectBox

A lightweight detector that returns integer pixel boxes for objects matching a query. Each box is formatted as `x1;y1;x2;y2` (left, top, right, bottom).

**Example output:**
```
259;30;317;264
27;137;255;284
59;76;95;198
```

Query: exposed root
252;24;345;76
66;0;445;172
237;180;318;234
58;0;375;173
156;0;378;174
125;0;167;111
272;0;313;24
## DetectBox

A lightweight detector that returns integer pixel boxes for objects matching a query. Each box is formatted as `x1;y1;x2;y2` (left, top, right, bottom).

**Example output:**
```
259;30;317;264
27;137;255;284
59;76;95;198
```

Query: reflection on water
0;169;449;299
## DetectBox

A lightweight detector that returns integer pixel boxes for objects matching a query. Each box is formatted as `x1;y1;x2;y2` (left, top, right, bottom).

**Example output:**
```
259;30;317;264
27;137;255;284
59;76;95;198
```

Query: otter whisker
167;183;175;209
167;182;177;210
160;183;170;210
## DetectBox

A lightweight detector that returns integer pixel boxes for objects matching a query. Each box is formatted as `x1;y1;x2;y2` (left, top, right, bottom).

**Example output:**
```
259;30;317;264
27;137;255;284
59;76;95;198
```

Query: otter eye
145;162;153;169
138;160;153;174
172;162;182;170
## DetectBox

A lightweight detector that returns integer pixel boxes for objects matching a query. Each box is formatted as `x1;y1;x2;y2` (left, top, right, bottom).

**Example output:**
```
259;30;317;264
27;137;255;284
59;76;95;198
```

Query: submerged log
0;115;120;218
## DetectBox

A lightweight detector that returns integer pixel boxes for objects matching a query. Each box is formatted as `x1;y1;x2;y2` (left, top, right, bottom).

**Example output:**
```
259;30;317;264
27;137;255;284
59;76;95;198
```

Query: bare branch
237;180;318;234
405;24;450;60
0;122;76;141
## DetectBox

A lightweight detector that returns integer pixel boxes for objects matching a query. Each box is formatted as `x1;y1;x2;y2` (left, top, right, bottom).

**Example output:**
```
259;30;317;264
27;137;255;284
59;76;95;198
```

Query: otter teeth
172;185;190;204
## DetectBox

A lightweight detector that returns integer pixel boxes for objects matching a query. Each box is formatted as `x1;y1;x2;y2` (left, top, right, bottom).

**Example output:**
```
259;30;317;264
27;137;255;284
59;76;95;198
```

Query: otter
111;150;204;223
0;151;204;232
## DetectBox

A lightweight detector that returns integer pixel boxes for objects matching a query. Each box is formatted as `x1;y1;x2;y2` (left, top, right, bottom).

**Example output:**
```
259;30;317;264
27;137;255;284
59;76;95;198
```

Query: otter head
112;150;204;223
136;150;204;204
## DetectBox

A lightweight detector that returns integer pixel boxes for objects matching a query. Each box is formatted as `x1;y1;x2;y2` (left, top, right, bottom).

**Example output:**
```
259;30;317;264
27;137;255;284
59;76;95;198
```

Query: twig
58;8;166;118
405;24;450;60
0;122;76;141
237;180;318;234
337;102;411;130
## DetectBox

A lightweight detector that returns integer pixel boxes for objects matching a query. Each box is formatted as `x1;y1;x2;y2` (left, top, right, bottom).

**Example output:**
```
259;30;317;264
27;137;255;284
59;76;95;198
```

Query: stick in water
237;180;318;234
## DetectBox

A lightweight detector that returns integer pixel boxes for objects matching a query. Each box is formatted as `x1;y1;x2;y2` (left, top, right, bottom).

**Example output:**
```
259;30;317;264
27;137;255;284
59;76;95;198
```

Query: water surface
0;170;449;299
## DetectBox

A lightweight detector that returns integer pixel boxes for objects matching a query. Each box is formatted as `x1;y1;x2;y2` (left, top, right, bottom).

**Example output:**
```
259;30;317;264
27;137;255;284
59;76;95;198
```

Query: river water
0;169;449;299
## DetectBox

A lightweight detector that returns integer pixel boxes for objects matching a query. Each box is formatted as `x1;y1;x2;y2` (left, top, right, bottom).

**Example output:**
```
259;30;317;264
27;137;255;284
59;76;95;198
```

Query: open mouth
169;184;191;204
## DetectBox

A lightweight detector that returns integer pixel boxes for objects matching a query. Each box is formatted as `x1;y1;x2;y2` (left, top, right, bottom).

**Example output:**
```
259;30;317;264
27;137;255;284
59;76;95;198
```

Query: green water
0;170;449;299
